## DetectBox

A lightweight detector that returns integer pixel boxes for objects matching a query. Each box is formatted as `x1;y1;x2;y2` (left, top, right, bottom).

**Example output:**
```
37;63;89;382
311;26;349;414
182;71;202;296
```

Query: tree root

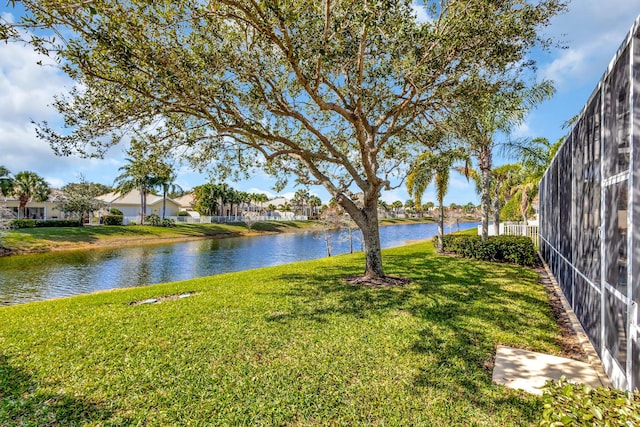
343;275;412;287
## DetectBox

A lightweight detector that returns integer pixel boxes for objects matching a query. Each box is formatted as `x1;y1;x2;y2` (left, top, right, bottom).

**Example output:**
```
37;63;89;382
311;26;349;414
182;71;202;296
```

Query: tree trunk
162;185;167;220
437;202;444;253
140;187;147;225
479;147;492;241
342;198;385;279
359;205;384;278
520;191;529;226
493;183;500;236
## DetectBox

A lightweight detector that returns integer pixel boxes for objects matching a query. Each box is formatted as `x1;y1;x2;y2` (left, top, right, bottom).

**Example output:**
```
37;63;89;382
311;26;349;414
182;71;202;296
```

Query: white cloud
411;1;432;24
512;119;532;138
540;1;640;91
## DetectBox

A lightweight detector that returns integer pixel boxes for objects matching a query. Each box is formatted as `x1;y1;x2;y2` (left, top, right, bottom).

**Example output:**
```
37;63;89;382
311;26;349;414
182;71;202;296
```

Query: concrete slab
492;345;605;395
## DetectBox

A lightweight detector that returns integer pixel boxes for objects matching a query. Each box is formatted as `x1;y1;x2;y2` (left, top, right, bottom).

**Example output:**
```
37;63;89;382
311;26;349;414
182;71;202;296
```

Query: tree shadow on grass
0;354;120;425
270;247;552;423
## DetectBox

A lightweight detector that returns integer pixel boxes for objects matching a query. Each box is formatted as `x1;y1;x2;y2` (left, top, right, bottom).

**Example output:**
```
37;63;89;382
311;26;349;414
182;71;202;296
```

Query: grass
0;243;561;425
0;220;317;253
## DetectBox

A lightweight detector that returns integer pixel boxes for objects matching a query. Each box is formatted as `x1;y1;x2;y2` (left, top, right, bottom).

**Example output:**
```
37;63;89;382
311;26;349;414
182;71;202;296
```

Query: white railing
503;224;539;246
477;222;540;247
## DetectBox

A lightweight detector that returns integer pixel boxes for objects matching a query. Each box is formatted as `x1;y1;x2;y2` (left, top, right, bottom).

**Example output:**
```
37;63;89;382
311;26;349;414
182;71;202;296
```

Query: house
96;190;181;220
0;189;66;219
173;193;195;212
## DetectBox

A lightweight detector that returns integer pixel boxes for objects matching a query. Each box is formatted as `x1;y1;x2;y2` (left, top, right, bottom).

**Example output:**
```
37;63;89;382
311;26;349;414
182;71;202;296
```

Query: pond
0;222;478;306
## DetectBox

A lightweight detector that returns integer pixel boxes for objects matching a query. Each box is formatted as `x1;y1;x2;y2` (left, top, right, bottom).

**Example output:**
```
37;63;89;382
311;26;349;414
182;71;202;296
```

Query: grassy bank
0;220;317;254
1;243;563;425
0;216;452;256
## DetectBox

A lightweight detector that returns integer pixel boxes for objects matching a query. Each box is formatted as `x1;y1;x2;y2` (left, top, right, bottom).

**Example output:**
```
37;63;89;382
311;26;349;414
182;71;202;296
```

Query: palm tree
249;193;268;214
236;191;251;216
456;163;521;236
227;188;244;217
152;163;183;219
308;195;322;218
214;183;233;217
502;137;563;224
453;78;555;240
5;171;50;219
113;155;159;225
390;200;403;216
293;189;310;216
193;184;219;216
407;148;468;252
377;200;389;214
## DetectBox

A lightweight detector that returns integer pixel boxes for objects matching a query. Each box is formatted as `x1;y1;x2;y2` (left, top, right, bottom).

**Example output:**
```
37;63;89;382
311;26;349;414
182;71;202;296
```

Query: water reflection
0;222;478;305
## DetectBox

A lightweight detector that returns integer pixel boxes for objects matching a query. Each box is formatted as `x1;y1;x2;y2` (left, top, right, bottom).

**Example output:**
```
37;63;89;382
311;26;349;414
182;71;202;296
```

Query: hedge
102;215;124;225
10;219;36;229
35;220;82;228
434;234;537;266
540;377;640;426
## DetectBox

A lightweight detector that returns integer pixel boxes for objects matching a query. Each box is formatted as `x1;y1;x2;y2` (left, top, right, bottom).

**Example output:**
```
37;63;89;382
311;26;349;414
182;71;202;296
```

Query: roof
0;188;65;203
173;193;194;208
96;189;179;207
267;197;290;207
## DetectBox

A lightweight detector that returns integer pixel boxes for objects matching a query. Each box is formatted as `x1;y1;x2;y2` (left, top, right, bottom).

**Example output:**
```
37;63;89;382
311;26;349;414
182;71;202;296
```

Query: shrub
435;234;537;266
109;208;123;216
145;214;162;226
10;219;36;229
161;218;176;227
540;377;640;426
103;215;124;226
34;220;82;228
177;211;189;217
145;214;176;227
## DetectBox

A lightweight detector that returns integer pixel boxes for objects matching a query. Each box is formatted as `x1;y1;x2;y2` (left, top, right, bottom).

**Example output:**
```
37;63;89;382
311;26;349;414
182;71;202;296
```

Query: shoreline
0;217;480;257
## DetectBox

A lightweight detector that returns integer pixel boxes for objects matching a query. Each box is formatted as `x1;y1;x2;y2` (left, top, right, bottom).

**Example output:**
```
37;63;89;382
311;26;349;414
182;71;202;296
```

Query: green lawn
0;243;560;425
0;220;316;253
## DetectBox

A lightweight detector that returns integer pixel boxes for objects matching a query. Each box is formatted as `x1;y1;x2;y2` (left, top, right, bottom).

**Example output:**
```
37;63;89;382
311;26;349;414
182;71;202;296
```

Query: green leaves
540;377;640;427
5;0;567;275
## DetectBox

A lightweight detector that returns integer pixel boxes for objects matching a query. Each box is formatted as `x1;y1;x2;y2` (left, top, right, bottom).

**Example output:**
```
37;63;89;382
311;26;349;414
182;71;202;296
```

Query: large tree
59;177;105;225
6;0;566;281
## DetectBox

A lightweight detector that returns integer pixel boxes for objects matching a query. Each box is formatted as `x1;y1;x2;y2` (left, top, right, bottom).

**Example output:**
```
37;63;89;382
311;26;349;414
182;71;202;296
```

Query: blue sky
1;1;639;205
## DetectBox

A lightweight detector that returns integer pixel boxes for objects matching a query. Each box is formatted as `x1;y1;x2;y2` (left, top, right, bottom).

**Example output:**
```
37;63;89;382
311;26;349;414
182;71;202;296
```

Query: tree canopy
4;0;567;280
59;177;105;224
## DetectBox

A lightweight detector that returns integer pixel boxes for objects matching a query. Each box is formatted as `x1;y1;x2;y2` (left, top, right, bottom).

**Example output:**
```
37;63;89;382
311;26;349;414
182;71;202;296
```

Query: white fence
477;222;539;246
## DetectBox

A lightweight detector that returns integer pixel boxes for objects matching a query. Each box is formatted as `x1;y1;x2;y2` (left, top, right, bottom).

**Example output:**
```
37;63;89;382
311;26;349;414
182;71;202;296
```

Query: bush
177;211;189;217
145;214;176;227
145;214;162;226
103;215;124;226
161;218;176;227
10;219;36;229
540;377;640;426
109;208;123;216
435;234;537;266
34;220;82;228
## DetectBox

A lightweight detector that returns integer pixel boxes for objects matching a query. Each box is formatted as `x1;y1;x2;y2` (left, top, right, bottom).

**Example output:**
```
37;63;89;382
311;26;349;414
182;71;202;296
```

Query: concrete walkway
492;258;611;395
492;345;605;395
